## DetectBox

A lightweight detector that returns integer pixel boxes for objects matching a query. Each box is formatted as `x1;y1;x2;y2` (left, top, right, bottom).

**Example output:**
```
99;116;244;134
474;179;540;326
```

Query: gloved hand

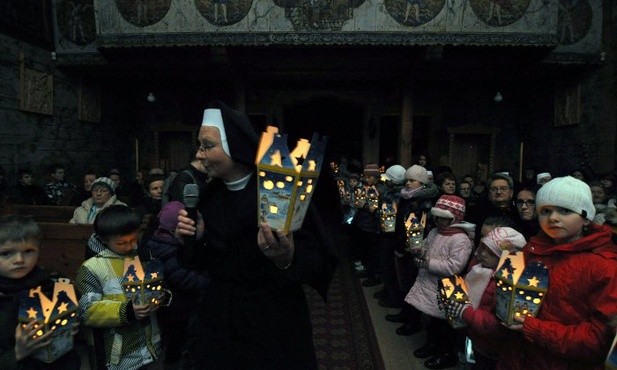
445;300;471;320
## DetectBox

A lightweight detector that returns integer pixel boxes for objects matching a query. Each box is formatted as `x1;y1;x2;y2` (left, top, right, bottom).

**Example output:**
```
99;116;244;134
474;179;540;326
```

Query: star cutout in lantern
501;269;511;279
443;285;452;292
27;307;38;319
527;276;540;287
57;302;68;314
150;272;158;279
454;292;465;301
295;155;305;166
270;150;283;167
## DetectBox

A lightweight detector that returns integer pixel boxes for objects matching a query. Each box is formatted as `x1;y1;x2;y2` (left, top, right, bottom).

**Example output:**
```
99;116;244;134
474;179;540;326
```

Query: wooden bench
0;204;77;223
37;222;92;280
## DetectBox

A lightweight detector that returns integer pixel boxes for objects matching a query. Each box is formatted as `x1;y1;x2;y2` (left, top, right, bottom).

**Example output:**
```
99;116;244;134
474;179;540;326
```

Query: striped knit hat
431;195;466;223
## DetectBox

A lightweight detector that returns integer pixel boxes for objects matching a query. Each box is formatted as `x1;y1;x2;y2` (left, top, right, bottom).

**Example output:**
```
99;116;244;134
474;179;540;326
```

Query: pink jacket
405;228;472;318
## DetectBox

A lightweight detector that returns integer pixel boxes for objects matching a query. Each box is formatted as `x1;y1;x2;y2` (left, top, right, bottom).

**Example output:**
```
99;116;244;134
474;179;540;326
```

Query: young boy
75;205;162;370
0;215;80;370
485;176;617;369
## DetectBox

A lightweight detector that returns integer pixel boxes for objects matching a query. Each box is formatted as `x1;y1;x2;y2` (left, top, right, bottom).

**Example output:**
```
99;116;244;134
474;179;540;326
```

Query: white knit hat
536;176;595;221
382;165;406;185
405;165;428;184
536;172;552;184
481;227;527;257
92;177;116;195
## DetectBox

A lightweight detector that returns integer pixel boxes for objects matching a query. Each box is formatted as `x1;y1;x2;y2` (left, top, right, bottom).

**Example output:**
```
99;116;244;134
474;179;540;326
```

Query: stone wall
0;33;133;187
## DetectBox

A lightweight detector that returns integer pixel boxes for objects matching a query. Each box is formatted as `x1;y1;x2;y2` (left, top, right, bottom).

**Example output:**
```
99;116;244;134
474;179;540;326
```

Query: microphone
180;183;200;266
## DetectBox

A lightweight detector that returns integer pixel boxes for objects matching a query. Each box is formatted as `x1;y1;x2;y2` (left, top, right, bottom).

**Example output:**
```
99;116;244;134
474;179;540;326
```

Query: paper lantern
438;275;470;328
495;251;549;326
18;278;78;363
404;212;426;254
380;202;396;232
121;256;165;306
255;126;327;233
353;187;366;208
366;186;379;210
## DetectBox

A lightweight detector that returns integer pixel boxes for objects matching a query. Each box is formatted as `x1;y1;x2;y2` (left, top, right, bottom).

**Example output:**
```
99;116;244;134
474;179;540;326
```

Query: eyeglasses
489;186;510;193
516;199;536;206
197;140;226;153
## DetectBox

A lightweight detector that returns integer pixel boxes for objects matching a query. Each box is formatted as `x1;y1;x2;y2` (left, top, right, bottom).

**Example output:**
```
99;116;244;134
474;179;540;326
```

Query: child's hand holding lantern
14;320;53;361
132;295;154;320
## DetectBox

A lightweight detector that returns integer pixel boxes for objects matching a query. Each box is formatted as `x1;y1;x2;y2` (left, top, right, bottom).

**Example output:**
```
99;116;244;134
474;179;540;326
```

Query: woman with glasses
514;187;539;239
70;177;127;224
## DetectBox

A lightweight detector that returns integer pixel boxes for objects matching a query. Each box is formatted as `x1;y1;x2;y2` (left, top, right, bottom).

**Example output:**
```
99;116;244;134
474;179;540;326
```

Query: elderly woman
174;101;337;369
69;177;126;224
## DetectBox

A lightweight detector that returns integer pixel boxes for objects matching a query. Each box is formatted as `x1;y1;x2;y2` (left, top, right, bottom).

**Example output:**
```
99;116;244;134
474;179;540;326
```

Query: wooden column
400;91;413;168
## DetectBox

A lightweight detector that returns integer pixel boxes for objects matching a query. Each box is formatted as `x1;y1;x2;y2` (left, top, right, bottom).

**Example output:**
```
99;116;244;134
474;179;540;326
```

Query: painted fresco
469;0;532;27
557;0;591;45
54;0;96;49
115;0;172;27
195;0;253;27
272;0;365;30
384;0;445;27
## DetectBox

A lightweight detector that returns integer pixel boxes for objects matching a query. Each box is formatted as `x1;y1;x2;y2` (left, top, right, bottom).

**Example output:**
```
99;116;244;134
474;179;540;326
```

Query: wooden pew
0;204;77;223
37;222;92;280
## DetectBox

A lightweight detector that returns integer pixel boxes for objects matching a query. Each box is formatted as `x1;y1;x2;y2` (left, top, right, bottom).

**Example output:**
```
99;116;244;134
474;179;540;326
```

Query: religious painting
554;85;581;127
195;0;253;27
272;0;363;31
56;0;96;46
384;0;445;27
115;0;171;27
469;0;532;27
78;82;100;123
557;0;591;45
20;67;53;116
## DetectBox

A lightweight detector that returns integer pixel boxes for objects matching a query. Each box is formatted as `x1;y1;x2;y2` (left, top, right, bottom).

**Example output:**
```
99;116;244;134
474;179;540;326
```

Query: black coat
183;175;337;369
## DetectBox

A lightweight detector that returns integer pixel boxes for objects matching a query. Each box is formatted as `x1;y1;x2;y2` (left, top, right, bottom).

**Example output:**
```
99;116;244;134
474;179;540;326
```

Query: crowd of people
335;156;617;369
0;106;617;369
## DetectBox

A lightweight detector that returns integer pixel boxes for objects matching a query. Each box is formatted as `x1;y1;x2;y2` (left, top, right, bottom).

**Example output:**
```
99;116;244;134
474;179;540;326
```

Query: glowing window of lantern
61;319;68;325
308;160;317;171
51;325;57;330
276;181;285;189
519;290;525;294
525;296;532;300
36;329;44;336
156;286;161;291
507;287;512;291
306;184;313;193
263;180;274;190
55;319;61;324
270;204;278;214
285;176;293;182
146;284;151;288
296;180;303;186
533;298;541;304
308;179;313;184
259;171;266;177
300;194;306;201
538;292;544;296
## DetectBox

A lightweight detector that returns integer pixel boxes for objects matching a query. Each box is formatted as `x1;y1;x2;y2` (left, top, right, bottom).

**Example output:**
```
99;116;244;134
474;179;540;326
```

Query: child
0;215;80;370
75;205;162;370
485;176;617;369
404;194;473;369
445;227;527;370
141;201;209;368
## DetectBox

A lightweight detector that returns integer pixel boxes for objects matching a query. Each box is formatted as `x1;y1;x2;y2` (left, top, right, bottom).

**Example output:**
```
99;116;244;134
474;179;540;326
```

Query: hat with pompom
431;195;466;222
92;177;116;195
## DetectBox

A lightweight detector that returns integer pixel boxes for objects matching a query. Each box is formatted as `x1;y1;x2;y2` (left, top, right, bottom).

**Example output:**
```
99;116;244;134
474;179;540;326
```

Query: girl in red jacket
484;176;617;369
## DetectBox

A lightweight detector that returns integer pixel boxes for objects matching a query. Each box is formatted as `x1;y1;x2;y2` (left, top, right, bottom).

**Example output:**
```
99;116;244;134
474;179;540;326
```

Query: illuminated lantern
18;278;78;363
121;256;165;306
366;186;380;210
380;202;396;232
404;212;427;254
438;275;470;328
495;251;549;326
255;126;327;233
353;187;366;208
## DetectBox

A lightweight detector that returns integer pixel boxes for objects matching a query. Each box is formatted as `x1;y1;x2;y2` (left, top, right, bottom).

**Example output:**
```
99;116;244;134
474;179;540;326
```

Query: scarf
464;263;494;308
400;186;423;200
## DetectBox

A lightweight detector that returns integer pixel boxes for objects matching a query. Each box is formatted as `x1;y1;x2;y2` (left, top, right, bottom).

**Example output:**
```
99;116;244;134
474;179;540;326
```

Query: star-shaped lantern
495;251;549;325
18;278;78;363
255;126;327;233
122;256;165;305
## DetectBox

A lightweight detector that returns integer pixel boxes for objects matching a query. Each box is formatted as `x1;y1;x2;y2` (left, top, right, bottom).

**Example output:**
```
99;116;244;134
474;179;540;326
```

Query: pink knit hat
481;227;527;257
431;195;466;222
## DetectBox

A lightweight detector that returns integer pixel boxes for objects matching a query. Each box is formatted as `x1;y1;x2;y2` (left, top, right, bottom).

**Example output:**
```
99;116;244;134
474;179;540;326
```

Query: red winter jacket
491;224;617;370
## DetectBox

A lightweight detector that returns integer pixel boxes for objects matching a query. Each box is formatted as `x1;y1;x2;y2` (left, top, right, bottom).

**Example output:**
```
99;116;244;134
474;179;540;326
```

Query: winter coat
405;227;473;318
491;224;617;370
75;248;162;370
69;196;126;224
